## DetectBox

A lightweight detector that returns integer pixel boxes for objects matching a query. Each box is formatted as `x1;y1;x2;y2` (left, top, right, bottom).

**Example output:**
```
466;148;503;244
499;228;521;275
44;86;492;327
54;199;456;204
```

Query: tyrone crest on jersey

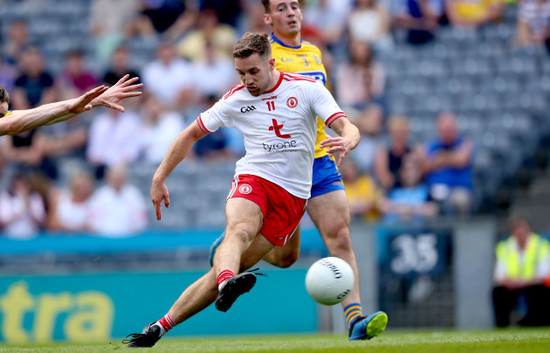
287;97;298;108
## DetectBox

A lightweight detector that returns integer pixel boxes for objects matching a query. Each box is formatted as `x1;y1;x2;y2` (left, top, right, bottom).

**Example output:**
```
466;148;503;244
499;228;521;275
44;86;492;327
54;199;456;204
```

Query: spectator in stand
392;0;443;45
87;165;148;236
58;50;98;99
86;108;142;179
191;41;237;109
2;19;29;66
11;46;57;110
380;154;438;224
374;116;423;191
492;217;550;327
516;0;550;53
177;9;238;62
89;0;142;64
0;173;46;239
139;94;185;164
0;50;16;95
199;1;243;27
102;46;141;87
4;46;59;179
47;171;94;232
349;107;385;174
303;0;347;51
341;158;382;221
237;1;271;35
446;0;504;28
423;112;473;216
135;0;198;40
336;40;385;115
142;41;196;111
347;0;393;51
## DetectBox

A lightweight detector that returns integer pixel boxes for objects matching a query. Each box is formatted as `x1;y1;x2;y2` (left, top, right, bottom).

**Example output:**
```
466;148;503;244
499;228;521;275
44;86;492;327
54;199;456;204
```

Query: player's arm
321;117;360;167
0;85;108;136
151;121;208;220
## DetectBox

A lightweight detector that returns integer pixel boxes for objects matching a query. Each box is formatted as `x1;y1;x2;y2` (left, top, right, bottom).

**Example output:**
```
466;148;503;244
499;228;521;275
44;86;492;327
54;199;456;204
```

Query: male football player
124;32;360;348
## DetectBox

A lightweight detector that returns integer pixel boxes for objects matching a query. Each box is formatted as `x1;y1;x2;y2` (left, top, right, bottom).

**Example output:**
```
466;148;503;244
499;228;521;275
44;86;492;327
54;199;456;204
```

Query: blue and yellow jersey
1;111;12;118
270;34;329;159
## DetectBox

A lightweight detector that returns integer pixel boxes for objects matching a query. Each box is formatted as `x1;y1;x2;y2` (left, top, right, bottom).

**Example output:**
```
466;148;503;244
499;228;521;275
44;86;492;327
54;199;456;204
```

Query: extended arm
0;85;108;136
0;75;142;136
320;117;360;167
151;121;208;220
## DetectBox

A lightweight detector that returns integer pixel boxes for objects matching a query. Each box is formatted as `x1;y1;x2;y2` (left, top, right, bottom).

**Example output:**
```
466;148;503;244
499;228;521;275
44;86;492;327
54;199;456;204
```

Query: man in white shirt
124;32;360;348
87;165;148;236
142;41;195;111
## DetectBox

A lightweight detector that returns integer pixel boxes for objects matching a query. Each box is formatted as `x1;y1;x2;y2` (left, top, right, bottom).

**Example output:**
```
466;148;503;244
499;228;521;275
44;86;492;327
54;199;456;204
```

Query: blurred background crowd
0;0;549;238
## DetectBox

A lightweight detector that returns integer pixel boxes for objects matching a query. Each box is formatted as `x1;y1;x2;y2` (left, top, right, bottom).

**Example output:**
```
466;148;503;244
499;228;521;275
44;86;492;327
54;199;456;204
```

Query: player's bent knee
277;250;299;268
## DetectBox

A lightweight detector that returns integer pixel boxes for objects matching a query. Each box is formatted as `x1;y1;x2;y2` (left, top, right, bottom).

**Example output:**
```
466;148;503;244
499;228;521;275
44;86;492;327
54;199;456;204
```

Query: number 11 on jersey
266;101;276;111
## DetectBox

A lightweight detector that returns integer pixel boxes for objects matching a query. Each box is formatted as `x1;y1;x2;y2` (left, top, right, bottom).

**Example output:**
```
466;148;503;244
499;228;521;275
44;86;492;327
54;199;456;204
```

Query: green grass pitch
1;328;549;353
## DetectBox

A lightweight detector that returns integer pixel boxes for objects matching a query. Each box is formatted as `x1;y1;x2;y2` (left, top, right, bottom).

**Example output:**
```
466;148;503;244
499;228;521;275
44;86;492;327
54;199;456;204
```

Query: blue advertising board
0;268;317;344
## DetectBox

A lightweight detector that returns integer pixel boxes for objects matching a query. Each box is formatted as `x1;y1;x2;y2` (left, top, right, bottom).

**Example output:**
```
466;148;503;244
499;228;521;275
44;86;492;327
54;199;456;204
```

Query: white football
305;257;354;305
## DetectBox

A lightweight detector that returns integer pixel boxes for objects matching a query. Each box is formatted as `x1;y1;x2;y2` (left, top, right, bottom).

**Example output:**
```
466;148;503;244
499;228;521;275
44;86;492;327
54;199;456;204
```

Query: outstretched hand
151;180;171;221
67;85;109;114
320;136;354;168
91;74;143;112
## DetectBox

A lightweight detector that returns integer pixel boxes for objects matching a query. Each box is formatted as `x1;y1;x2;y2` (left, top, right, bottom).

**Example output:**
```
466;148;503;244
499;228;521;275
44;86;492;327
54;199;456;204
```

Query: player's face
0;102;8;118
235;53;275;96
264;0;302;36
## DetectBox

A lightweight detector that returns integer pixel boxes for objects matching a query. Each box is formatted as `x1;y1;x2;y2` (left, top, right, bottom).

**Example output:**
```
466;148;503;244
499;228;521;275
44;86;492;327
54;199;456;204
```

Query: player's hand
91;74;143;112
151;180;170;221
320;136;354;167
67;85;109;114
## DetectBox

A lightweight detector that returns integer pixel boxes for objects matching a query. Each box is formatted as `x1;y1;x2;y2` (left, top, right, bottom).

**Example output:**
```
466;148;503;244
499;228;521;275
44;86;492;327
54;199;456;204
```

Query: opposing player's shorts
228;174;307;247
311;155;345;198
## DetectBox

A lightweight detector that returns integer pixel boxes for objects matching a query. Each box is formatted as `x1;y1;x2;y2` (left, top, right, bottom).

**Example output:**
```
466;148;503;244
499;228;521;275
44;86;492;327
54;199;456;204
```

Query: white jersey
197;71;346;199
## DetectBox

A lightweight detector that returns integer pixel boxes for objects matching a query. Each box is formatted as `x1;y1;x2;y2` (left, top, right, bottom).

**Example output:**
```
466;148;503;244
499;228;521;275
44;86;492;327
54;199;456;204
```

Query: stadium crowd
0;0;549;239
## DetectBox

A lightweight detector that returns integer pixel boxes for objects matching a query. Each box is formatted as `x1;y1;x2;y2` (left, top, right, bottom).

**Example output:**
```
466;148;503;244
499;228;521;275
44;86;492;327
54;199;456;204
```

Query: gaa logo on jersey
240;105;256;113
238;184;252;194
287;97;298;109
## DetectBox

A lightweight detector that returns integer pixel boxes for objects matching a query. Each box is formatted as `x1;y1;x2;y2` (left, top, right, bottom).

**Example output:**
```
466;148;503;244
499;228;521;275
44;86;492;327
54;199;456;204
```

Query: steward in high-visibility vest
495;233;550;282
492;218;550;327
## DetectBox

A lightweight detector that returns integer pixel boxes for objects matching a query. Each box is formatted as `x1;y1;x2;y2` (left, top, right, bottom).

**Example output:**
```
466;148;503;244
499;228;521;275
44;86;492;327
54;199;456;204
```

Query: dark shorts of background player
310;155;345;198
227;174;307;247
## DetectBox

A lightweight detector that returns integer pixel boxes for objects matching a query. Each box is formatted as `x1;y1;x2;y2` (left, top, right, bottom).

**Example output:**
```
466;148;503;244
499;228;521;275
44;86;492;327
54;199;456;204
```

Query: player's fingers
83;85;107;101
164;194;170;208
121;76;140;87
336;151;347;168
122;91;143;98
123;84;144;93
105;102;125;112
115;74;130;86
155;203;162;220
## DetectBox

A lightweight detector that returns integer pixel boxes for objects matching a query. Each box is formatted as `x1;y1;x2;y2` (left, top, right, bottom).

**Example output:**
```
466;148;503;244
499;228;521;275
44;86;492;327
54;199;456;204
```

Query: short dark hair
0;86;10;105
261;0;304;13
232;32;271;59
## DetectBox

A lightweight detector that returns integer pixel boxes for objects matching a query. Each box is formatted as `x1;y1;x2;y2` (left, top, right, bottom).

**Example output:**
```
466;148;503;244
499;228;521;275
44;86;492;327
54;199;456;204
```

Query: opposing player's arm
321;117;360;167
0;76;143;136
0;85;108;136
151;121;209;220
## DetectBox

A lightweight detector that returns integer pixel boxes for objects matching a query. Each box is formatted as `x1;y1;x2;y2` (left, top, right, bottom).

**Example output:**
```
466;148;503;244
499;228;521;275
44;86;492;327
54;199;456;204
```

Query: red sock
158;313;176;334
217;269;235;289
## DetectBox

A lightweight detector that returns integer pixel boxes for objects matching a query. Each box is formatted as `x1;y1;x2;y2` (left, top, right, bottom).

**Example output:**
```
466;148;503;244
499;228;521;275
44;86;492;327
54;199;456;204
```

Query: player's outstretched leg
307;189;388;340
123;321;163;348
